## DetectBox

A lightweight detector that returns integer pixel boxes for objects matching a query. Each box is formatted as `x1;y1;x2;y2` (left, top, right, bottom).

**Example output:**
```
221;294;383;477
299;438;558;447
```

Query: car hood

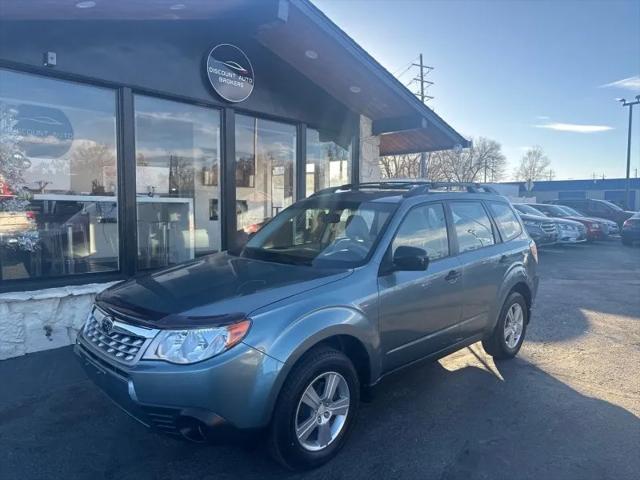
562;215;598;225
582;216;616;226
96;252;352;328
553;217;584;227
519;213;553;223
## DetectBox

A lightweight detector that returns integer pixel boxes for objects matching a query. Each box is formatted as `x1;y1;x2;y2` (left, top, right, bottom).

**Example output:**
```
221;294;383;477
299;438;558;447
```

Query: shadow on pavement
527;242;640;344
1;346;638;480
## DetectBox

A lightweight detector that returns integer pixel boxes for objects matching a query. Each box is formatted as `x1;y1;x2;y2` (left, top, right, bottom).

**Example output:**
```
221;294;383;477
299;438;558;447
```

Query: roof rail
403;182;500;197
309;181;499;197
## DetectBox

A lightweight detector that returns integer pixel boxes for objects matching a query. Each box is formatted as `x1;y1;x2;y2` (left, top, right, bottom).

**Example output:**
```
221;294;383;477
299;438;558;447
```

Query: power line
392;55;419;77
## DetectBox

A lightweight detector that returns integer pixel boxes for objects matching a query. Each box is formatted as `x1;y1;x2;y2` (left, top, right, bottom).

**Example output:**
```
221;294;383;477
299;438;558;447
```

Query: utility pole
618;95;640;209
411;53;434;178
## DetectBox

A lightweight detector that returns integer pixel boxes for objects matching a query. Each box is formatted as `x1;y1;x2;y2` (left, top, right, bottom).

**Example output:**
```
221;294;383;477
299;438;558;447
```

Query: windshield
535;204;568;217
557;206;584;216
514;204;545;216
598;199;624;212
238;198;397;268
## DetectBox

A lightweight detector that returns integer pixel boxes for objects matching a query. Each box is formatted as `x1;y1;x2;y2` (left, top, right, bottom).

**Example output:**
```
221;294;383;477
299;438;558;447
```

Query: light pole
619;95;640;210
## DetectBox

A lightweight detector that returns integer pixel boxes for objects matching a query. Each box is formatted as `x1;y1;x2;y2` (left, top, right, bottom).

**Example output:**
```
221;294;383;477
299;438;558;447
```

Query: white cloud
534;122;613;133
600;75;640;91
535;115;550;120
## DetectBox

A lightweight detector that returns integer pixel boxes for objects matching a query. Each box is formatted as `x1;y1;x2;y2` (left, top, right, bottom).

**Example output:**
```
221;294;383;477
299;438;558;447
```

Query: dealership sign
205;44;254;103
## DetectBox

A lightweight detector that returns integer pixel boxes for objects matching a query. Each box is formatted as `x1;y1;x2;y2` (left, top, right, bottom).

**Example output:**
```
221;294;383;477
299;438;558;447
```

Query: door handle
445;270;461;283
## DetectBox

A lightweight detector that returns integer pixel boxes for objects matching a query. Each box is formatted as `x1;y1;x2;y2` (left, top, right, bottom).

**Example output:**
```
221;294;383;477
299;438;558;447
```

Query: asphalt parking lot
1;241;639;480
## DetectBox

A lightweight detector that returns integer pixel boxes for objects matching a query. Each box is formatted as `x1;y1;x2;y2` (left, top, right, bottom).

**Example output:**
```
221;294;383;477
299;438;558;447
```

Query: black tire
482;292;528;360
268;346;360;470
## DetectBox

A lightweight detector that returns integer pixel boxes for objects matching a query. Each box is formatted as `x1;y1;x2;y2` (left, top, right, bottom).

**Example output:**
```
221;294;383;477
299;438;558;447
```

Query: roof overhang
1;0;469;154
258;0;470;155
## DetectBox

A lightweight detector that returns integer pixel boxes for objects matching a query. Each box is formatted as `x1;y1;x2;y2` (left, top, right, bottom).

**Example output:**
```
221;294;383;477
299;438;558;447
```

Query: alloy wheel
294;371;350;452
504;303;524;349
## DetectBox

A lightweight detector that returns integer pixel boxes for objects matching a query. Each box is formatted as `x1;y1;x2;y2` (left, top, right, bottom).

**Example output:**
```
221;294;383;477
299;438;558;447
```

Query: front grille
541;222;557;234
82;307;154;365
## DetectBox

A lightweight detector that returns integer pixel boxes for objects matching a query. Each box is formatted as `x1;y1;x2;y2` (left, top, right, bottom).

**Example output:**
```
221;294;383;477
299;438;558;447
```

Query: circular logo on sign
206;44;254;103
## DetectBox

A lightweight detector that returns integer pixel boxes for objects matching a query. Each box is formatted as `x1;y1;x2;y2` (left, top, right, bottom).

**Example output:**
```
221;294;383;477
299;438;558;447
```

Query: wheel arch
261;308;379;427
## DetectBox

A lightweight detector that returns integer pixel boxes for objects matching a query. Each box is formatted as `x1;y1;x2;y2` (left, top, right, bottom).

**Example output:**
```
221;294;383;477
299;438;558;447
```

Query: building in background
0;0;467;359
502;178;640;210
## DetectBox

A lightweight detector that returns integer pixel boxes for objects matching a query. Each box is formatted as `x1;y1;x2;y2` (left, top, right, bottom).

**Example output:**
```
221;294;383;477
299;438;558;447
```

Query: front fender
249;306;380;426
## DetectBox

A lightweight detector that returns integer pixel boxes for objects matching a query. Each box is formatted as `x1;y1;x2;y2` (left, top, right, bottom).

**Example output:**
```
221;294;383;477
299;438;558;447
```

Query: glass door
235;115;296;247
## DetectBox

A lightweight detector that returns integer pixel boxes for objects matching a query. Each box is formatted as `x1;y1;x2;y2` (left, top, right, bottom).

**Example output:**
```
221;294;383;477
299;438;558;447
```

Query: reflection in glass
134;96;221;269
235;115;296;246
306;128;350;196
0;69;118;280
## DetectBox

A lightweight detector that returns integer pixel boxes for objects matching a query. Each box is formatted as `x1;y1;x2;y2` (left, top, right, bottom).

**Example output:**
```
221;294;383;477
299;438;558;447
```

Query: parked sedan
529;203;605;241
514;204;585;245
554;205;619;236
548;198;634;228
622;212;640;246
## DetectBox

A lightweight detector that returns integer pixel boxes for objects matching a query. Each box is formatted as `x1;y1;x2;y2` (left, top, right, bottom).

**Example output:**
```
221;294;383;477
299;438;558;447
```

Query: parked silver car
75;182;539;470
513;204;586;244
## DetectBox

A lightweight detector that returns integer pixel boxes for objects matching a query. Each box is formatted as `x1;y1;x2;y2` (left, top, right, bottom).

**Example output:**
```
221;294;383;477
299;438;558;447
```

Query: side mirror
393;246;429;271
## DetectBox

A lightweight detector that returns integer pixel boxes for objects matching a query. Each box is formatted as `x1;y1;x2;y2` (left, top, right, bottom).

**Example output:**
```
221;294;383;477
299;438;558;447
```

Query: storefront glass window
235;115;296;246
134;96;221;269
0;69;119;280
306;128;351;196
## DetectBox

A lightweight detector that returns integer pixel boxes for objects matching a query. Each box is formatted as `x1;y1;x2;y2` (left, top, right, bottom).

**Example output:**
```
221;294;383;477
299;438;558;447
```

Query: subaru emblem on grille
101;316;114;334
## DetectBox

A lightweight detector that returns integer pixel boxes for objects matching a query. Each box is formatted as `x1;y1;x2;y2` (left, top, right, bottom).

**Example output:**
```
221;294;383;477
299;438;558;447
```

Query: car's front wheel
482;292;528;359
268;346;360;470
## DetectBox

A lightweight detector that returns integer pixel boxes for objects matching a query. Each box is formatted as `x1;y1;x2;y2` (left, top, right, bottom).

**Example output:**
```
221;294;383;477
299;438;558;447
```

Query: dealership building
0;0;467;359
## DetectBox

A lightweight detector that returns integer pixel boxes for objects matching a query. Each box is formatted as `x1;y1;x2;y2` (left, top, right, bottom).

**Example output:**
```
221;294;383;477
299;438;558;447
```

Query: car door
448;200;505;337
378;202;463;372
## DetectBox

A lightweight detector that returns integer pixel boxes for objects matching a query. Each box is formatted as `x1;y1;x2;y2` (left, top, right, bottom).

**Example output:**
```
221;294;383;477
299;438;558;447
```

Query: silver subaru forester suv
75;182;538;470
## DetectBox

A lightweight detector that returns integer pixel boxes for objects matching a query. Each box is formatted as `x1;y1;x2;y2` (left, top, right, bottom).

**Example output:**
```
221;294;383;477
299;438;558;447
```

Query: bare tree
514;146;552;181
428;137;506;183
379;153;421;179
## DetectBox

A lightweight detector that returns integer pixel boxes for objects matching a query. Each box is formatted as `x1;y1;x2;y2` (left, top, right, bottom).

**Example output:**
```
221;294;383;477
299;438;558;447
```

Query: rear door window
488;202;522;241
449;201;495;253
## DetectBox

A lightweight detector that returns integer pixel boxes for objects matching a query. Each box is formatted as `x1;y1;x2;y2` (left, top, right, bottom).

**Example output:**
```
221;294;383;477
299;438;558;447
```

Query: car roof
307;181;506;205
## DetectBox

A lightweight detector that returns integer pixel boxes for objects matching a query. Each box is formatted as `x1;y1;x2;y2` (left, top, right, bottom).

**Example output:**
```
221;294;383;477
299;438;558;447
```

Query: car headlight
523;220;541;228
558;223;570;230
143;320;251;364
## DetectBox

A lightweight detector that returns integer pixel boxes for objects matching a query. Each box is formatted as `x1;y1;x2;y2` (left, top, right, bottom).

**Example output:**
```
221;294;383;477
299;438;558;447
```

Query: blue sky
313;0;640;180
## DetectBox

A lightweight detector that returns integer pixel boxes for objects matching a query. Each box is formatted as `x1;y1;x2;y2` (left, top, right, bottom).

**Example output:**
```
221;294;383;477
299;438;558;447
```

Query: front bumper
75;333;283;437
556;229;587;244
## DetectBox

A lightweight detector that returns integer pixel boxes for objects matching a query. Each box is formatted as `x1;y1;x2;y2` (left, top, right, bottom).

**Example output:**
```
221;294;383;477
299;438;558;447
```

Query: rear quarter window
488;201;522;241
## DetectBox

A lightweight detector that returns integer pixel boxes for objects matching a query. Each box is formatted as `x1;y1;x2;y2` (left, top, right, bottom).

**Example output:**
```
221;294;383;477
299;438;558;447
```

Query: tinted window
392;203;449;260
0;69;119;280
134;95;221;269
306;128;350;196
488;202;522;241
450;201;495;252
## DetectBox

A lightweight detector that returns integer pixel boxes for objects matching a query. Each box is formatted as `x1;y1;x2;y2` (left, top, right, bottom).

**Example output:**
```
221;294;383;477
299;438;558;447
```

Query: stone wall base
0;282;118;360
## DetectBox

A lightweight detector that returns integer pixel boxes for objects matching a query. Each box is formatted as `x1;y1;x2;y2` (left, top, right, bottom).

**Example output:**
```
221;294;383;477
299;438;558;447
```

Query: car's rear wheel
268;346;360;470
482;292;528;359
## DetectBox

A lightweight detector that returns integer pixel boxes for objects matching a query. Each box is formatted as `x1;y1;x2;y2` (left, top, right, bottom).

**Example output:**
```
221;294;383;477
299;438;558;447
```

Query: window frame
382;201;453;271
486;200;522;242
0;67;126;289
0;63;360;293
445;199;498;254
